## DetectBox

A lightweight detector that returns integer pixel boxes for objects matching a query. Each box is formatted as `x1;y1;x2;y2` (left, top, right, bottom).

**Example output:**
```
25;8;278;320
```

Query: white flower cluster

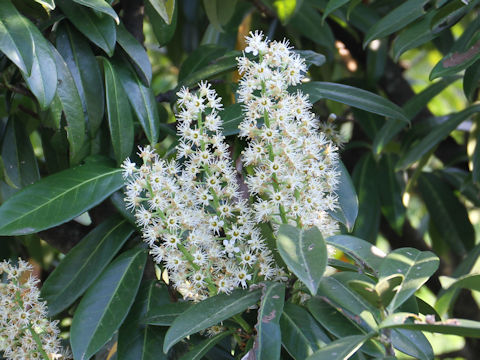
0;260;67;360
122;83;281;301
238;31;340;237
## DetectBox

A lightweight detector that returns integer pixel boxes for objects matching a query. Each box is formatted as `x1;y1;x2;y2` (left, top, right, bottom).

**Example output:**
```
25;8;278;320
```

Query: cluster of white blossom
0;260;67;360
122;83;281;301
237;31;340;237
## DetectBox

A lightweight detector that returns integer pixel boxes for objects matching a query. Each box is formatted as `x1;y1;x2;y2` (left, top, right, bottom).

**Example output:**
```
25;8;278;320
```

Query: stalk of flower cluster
0;260;68;360
122;82;282;301
237;31;340;238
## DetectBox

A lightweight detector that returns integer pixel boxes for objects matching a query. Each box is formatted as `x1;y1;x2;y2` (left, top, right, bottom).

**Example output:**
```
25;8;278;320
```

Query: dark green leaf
178;51;240;89
41;216;134;315
1;118;39;191
363;0;429;47
378;155;405;233
202;0;237;32
474;123;480;183
57;0;116;56
50;45;86;164
379;247;439;312
397;105;480;169
277;225;328;295
118;281;169;360
418;172;475;254
430;0;476;34
280;303;329;359
430;38;480;80
116;23;152;86
326;235;386;273
295;50;326;68
163;288;262;353
221;103;243;136
322;0;349;22
352;153;380;243
103;58;134;164
391;329;433;360
300;82;409;123
464;59;480;102
373;77;458;155
178;45;227;82
0;0;34;74
146;0;175;24
180;331;233;360
0;162;123;235
329;161;358;231
143;302;191;326
71;0;119;24
253;282;285;360
56;23;104;137
348;274;403;309
70;247;147;360
306;334;374;360
145;0;177;46
111;55;160;144
290;2;335;54
380;313;480;338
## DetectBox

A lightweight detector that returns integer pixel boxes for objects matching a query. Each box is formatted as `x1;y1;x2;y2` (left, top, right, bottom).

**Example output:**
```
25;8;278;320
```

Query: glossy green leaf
352;153;380;243
327;235;386;273
163;288;262;353
280;303;329;359
1;118;39;192
464;59;480;102
378;155;405;233
57;0;116;56
380;313;480;338
306;334;374;360
178;50;240;88
180;331;233;360
440;274;480;293
373;77;458;155
103;58;134;164
143;302;191;326
439;168;480;207
118;281;169;360
253;282;285;360
430;38;480;80
322;0;349;22
0;162;123;235
0;0;34;74
71;0;119;24
116;23;152;86
363;0;429;47
50;45;86;164
41;216;134;315
221;103;243;136
474;124;480;183
178;44;227;82
290;2;335;54
277;225;327;295
317;273;379;326
145;0;177;46
18;20;57;109
56;23;104;137
379;248;439;312
301;82;409;123
392;12;438;61
295;50;326;68
202;0;237;32
112;55;160;145
430;0;477;34
147;0;175;24
306;297;384;357
70;247;147;360
397;105;480;169
329;161;358;231
391;329;433;360
348;274;403;309
418;172;475;254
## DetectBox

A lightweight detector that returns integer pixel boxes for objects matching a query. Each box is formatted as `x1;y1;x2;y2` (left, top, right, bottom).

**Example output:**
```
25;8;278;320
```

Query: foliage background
1;0;480;359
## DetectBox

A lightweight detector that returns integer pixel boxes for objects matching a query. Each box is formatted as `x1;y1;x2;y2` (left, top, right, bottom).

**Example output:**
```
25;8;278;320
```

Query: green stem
28;325;50;360
233;314;252;333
